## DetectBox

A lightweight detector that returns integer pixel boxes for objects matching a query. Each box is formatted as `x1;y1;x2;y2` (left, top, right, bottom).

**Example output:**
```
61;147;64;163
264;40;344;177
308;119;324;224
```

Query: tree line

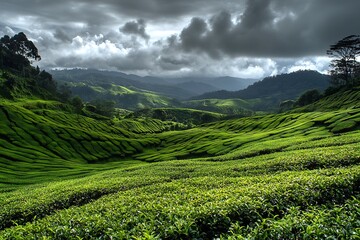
0;32;116;118
327;35;360;88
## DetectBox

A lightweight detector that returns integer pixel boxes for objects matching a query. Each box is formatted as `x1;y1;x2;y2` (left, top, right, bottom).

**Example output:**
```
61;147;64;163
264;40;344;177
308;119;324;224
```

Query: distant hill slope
51;69;258;100
51;69;260;110
193;71;330;111
174;81;220;96
69;83;180;110
183;98;256;115
170;76;258;91
51;69;194;100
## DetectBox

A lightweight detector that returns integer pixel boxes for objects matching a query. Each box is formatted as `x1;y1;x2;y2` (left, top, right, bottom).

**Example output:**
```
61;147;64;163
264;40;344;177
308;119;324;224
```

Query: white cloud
69;35;128;58
282;57;331;74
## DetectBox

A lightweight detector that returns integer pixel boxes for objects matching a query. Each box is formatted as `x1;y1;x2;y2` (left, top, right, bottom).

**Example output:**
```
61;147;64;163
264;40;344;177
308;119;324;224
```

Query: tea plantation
0;86;360;239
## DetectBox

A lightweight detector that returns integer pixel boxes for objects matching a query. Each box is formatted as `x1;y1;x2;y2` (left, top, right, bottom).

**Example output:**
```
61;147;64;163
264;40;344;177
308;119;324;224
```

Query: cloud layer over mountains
1;0;359;78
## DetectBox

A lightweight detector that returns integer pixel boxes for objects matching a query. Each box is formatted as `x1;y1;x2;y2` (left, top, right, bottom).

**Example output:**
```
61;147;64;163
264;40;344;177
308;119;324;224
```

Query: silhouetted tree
35;66;40;75
327;35;360;87
0;32;40;61
0;47;3;68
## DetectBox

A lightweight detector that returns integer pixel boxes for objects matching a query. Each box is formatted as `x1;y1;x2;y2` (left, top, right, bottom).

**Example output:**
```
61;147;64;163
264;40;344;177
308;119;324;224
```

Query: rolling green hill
0;99;162;190
1;95;360;238
297;86;360;111
1;34;360;239
51;69;194;100
183;98;257;115
69;82;179;110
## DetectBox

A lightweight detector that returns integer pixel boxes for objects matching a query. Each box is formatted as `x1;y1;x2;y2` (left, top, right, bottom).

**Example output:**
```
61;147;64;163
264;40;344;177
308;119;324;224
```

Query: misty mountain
167;76;258;91
51;69;193;100
51;69;257;100
121;74;257;92
193;70;331;111
174;81;220;96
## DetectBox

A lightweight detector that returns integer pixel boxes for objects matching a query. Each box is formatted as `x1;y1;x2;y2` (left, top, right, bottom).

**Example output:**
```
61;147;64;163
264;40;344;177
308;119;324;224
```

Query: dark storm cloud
0;0;358;77
0;0;244;23
178;0;360;58
120;19;150;41
53;29;72;43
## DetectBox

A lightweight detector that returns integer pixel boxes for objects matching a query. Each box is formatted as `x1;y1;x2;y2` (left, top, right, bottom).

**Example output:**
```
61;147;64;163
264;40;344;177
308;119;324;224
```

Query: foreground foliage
1;88;360;238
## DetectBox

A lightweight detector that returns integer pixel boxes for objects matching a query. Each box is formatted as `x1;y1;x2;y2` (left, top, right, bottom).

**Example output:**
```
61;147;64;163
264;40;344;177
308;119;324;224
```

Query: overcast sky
1;0;359;78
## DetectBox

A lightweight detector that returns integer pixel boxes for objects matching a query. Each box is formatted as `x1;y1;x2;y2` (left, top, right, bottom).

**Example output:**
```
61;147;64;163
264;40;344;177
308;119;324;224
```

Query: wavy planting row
1;166;359;239
1;142;360;235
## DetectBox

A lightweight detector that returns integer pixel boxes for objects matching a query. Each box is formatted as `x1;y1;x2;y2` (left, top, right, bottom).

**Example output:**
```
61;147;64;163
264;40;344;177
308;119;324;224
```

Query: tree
0;46;3;68
71;97;84;114
90;100;115;117
279;100;295;112
0;32;41;61
0;32;41;73
37;70;57;94
58;84;72;102
327;35;360;87
296;89;321;107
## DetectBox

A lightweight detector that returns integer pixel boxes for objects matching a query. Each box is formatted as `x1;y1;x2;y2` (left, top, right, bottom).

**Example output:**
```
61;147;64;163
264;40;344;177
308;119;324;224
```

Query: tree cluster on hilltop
0;32;58;97
0;32;118;118
327;35;360;88
291;35;360;110
0;32;40;70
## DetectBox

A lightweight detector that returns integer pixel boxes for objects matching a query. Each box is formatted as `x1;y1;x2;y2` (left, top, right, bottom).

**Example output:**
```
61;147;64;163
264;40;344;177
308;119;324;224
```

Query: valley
0;31;360;239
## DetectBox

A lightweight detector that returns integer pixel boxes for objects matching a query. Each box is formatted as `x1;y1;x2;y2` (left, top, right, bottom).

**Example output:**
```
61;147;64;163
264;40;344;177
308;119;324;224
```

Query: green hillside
297;86;360;111
67;82;179;110
1;33;360;239
52;69;194;100
193;70;330;111
0;99;163;190
1;98;360;238
183;98;257;115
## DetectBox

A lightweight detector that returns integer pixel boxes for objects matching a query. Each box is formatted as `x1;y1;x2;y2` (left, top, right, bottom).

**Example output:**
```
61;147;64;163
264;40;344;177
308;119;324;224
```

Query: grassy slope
71;83;179;110
298;86;360;111
182;98;258;115
0;99;165;190
0;88;360;238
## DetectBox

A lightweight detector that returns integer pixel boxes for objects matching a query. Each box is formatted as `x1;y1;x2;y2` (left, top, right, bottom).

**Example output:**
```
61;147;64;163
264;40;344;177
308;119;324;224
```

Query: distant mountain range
192;70;330;111
51;69;257;100
167;76;258;91
51;69;330;112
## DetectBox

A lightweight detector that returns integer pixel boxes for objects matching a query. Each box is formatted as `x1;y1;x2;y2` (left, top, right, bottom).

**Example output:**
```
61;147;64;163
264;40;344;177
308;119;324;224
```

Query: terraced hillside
1;87;360;238
183;98;256;115
67;83;179;110
0;99;168;190
299;86;360;111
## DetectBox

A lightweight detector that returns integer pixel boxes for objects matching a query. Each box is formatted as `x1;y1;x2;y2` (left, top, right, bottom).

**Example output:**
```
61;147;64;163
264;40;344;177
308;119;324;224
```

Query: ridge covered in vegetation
0;32;360;239
193;70;330;111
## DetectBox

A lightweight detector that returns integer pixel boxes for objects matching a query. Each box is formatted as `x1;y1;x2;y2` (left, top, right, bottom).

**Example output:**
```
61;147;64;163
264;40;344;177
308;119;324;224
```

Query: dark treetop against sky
1;0;359;78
